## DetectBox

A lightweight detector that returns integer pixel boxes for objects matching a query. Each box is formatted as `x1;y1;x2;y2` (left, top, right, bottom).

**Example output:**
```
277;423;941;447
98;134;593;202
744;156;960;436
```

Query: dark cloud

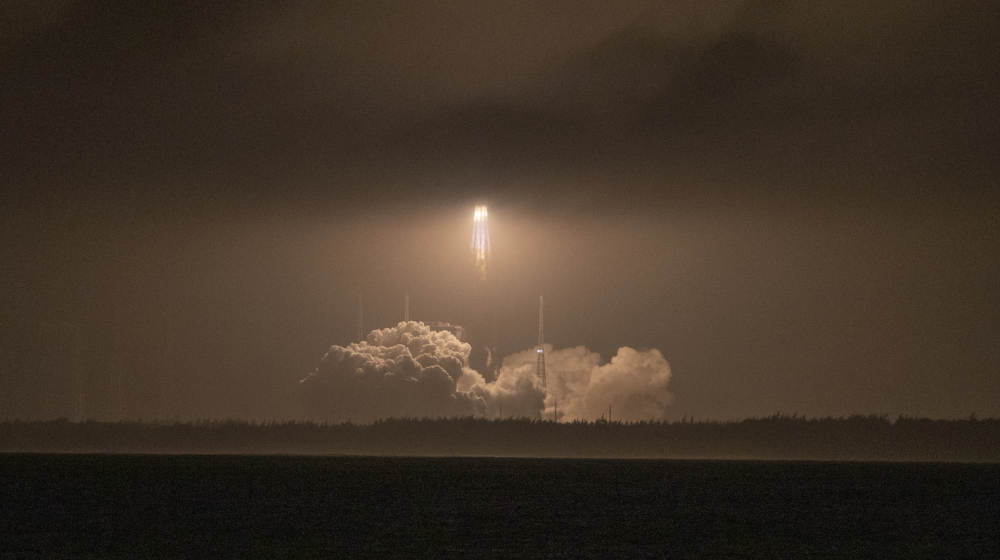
5;0;996;201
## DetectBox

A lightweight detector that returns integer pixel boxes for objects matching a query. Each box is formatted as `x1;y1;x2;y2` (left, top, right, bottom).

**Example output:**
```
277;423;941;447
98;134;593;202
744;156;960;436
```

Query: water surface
1;454;997;558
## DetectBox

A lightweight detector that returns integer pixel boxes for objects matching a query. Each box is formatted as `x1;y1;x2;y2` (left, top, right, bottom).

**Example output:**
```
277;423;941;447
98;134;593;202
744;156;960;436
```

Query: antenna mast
536;295;546;388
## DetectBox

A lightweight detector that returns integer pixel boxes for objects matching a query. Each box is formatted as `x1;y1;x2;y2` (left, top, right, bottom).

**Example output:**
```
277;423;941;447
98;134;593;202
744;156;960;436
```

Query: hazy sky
2;0;998;421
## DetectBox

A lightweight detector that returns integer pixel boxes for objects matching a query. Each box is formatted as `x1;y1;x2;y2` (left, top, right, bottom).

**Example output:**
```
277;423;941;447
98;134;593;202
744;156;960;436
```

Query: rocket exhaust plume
471;205;490;278
300;321;495;422
301;324;672;423
303;268;670;423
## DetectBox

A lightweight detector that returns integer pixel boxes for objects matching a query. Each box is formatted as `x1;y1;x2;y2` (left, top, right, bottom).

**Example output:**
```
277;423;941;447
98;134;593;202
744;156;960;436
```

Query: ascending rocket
471;205;490;278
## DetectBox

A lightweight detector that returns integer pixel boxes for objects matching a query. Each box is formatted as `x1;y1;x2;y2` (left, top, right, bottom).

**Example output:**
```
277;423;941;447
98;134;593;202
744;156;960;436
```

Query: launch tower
487;316;500;380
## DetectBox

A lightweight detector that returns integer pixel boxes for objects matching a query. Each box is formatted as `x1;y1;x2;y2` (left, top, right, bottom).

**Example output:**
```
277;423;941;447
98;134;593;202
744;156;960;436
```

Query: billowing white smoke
300;321;486;422
512;345;674;422
300;322;671;423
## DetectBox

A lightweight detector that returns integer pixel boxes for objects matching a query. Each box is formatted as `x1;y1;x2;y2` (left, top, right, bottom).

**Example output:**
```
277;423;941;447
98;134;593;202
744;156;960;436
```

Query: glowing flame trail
471;205;490;278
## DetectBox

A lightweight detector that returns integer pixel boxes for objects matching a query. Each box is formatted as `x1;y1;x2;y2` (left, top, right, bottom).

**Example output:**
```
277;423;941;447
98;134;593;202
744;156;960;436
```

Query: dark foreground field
1;454;998;558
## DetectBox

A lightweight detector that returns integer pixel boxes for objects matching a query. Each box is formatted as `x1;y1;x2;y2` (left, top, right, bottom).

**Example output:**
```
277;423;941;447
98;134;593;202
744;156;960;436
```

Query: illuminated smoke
301;322;672;423
300;321;487;422
458;344;672;421
471;205;490;278
531;345;673;422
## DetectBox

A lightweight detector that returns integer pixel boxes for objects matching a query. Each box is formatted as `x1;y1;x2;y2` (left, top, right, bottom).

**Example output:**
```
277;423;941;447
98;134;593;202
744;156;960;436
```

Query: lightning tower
536;295;546;388
488;315;500;380
357;292;363;343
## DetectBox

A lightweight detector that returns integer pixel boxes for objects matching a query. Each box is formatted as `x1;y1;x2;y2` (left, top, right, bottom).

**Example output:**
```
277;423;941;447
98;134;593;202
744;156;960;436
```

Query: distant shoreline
1;416;997;462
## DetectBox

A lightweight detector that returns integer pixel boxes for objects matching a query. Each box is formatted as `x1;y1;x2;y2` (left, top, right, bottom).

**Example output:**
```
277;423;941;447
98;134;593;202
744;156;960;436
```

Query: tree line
1;414;998;462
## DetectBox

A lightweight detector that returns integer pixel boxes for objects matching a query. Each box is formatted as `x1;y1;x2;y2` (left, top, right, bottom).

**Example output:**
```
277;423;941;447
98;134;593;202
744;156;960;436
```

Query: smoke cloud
300;322;671;423
299;322;485;422
495;344;673;422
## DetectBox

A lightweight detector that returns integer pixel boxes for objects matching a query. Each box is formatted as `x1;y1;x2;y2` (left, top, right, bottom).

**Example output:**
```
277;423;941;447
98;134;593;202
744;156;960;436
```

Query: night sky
2;1;998;421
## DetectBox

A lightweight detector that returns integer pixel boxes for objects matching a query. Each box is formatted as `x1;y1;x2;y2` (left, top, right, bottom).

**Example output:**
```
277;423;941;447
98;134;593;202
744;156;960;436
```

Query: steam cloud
300;322;671;423
494;344;673;422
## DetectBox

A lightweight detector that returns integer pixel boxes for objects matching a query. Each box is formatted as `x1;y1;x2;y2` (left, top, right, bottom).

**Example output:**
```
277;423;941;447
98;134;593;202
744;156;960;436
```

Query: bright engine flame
471;205;490;278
